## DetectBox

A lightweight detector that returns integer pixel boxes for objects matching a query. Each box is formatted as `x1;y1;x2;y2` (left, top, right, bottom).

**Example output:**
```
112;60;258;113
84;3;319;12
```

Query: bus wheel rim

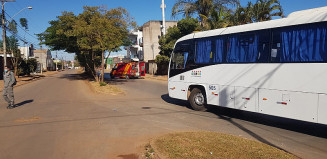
194;93;204;105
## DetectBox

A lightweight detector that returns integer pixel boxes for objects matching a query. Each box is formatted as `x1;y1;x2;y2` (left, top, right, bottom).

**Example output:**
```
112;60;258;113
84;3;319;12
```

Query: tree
0;20;22;75
207;6;232;29
18;58;37;75
229;2;254;26
252;0;284;22
73;6;136;82
7;20;18;34
157;17;200;69
159;18;200;58
172;0;239;28
19;18;28;30
8;36;21;75
41;6;136;82
0;36;21;75
228;0;284;26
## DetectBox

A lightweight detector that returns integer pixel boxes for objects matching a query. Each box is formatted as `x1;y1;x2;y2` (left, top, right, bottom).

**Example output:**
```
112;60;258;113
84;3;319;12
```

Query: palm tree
229;2;254;26
172;0;239;29
252;0;284;22
207;6;231;29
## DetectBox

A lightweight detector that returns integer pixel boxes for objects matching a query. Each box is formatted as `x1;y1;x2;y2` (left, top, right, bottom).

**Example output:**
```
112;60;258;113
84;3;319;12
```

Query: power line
3;11;40;48
7;1;45;35
4;11;39;40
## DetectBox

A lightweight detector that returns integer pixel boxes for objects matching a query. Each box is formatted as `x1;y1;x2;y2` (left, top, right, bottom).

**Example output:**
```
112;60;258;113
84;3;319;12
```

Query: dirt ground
143;74;167;81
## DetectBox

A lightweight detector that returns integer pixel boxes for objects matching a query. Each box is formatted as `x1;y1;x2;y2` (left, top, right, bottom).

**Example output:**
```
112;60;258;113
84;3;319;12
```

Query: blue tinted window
280;23;327;62
226;34;259;63
195;39;212;63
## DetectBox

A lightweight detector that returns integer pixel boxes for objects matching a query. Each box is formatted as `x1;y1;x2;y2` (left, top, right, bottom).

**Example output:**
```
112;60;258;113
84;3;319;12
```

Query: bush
155;55;170;65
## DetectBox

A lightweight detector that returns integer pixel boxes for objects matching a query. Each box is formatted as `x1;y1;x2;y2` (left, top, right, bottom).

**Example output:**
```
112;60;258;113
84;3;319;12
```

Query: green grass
99;82;107;86
154;132;298;159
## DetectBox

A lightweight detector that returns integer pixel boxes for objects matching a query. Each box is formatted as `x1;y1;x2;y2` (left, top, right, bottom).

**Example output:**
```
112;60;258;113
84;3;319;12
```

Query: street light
1;2;32;68
7;6;32;22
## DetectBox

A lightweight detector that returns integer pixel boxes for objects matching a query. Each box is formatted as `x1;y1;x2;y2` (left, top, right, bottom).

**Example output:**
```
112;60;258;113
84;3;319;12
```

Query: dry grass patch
88;81;125;95
153;132;298;159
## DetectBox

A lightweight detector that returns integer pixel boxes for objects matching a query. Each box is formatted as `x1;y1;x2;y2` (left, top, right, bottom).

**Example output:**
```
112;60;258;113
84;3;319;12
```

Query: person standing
3;66;16;109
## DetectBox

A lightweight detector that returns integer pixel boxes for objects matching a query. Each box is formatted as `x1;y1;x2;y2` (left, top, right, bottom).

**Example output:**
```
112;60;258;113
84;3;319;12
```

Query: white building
19;44;34;59
127;30;143;60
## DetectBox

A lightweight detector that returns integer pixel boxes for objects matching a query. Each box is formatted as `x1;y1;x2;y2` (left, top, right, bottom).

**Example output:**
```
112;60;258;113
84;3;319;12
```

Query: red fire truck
110;61;145;79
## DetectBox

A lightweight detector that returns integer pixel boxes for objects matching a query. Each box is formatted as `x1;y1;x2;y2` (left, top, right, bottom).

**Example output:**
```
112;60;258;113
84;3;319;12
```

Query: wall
142;21;177;62
34;49;54;71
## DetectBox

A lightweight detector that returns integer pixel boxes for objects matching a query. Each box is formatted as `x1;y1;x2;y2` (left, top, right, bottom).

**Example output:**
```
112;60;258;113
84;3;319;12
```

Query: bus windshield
170;52;188;70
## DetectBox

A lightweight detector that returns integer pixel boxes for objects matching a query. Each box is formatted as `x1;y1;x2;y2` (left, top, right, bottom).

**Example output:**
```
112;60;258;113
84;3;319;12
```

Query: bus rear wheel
189;88;208;111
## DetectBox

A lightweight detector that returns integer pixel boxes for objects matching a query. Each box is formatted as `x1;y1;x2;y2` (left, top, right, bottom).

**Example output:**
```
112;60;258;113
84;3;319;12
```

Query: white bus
168;6;327;125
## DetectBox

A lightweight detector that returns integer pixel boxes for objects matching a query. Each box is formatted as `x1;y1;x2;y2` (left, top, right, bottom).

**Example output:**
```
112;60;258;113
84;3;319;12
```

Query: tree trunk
92;51;99;82
101;50;104;83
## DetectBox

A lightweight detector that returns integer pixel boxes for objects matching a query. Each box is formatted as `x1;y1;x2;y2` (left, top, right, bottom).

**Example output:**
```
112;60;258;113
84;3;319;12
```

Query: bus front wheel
189;88;208;111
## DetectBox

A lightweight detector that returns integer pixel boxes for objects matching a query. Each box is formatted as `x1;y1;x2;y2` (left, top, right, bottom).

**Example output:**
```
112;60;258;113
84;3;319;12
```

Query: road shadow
161;93;327;139
209;106;327;138
19;75;45;82
117;154;139;159
59;72;140;85
14;99;34;108
161;94;190;108
59;72;92;81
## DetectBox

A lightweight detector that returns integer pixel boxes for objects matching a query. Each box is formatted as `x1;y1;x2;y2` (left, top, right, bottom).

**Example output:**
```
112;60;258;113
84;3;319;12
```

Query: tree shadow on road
117;154;139;159
14;99;34;108
161;93;327;139
59;72;140;85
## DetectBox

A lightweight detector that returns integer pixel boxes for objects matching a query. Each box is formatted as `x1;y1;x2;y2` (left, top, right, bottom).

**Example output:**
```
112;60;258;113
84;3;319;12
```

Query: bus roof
176;6;327;43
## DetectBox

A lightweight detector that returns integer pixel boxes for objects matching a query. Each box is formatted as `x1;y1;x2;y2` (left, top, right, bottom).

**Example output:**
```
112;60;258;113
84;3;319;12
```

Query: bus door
168;52;189;100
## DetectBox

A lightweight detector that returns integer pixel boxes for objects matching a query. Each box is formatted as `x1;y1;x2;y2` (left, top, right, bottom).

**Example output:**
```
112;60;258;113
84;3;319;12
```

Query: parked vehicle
110;61;145;79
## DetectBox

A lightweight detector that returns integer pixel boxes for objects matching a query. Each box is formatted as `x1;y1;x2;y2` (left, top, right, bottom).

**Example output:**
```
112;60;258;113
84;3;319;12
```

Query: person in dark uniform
3;66;16;109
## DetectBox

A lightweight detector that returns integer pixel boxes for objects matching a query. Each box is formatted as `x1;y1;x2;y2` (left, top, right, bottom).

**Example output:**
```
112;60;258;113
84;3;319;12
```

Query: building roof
177;6;327;43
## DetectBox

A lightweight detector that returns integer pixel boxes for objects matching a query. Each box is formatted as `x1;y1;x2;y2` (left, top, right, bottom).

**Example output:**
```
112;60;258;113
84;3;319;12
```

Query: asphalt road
0;70;326;159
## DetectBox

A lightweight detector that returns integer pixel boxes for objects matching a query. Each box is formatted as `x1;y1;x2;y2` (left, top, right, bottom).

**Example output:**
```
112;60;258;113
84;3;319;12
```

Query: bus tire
189;88;208;111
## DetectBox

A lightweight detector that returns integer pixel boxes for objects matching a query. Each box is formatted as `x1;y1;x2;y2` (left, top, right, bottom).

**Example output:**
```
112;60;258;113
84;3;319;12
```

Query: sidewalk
143;74;168;81
0;71;59;91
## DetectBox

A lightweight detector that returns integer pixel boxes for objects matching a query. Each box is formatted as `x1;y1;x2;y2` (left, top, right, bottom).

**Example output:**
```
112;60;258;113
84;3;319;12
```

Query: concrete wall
142;21;177;62
34;49;55;71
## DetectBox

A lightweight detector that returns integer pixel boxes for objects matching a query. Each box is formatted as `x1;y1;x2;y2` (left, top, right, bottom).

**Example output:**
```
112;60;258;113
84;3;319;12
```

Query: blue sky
3;0;327;60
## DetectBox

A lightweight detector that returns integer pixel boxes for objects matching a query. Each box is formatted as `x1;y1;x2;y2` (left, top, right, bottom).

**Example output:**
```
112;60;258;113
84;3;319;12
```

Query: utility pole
161;0;166;35
2;0;7;68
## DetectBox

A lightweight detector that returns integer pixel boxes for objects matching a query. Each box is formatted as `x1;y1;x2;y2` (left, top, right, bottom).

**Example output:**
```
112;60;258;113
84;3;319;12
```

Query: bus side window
271;30;281;62
257;30;270;63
